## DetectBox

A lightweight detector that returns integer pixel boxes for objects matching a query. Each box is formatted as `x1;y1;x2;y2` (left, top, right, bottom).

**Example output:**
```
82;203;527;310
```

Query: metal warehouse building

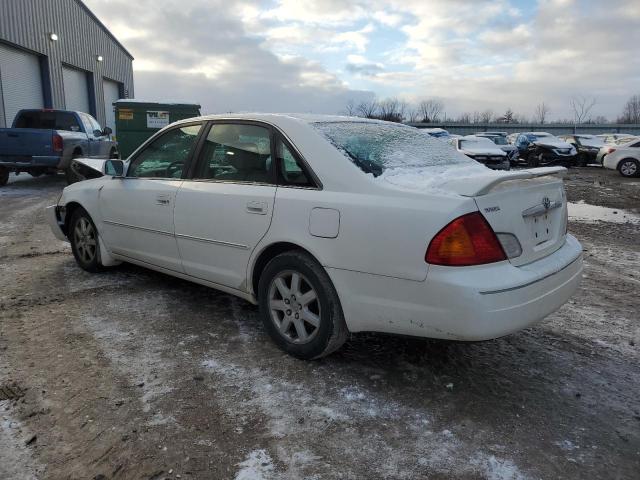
0;0;133;131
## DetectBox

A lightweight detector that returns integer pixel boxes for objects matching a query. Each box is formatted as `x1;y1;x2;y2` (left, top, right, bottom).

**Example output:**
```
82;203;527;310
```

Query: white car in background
450;135;511;170
46;114;583;359
596;133;635;144
601;137;640;177
421;127;451;141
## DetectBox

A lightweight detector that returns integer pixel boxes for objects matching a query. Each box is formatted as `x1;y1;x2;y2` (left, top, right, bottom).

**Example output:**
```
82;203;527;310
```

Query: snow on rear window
312;121;474;176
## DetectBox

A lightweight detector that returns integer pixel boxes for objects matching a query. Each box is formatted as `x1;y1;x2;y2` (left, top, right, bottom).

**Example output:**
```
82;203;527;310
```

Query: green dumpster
113;100;201;159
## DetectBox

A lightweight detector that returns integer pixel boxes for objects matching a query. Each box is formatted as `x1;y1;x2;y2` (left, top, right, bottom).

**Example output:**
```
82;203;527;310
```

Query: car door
173;121;277;290
87;115;111;158
98;123;204;272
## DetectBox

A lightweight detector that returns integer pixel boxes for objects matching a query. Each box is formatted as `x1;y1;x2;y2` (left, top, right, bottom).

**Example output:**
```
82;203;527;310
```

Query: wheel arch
249;241;323;297
61;201;87;236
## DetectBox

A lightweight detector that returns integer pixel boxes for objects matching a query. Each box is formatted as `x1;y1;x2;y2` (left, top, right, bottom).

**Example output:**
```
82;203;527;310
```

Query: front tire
69;208;102;272
618;159;639;178
258;251;348;359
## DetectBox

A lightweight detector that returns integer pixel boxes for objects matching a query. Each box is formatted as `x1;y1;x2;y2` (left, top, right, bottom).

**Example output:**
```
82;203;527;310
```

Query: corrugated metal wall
0;0;133;127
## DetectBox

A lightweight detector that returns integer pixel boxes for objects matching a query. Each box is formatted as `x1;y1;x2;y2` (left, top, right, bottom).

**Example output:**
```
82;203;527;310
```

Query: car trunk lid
439;167;568;266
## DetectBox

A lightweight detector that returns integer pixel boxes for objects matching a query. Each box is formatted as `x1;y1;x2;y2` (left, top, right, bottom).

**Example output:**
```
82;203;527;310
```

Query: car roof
173;113;386;127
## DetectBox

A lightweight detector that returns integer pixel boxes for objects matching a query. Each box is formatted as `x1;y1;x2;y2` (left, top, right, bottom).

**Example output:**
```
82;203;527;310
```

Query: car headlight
570;147;576;155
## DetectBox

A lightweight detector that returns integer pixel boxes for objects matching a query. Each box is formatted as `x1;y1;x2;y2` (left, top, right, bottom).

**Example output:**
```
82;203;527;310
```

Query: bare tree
407;107;421;123
534;102;549;124
472;111;482;123
480;110;493;123
418;99;444;123
618;94;640;124
357;99;379;118
377;98;405;122
344;99;357;116
456;112;471;123
570;95;597;124
593;115;608;124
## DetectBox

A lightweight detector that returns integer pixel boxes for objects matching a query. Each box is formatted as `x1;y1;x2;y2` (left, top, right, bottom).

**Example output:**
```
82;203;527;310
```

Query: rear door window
276;137;314;187
193;123;275;184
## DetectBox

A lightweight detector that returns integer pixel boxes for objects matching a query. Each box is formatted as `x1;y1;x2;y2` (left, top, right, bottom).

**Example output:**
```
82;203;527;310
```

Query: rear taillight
606;147;616;154
425;212;507;266
52;134;63;152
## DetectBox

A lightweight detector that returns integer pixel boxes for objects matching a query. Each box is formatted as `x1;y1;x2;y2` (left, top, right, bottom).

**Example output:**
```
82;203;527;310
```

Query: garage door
0;43;44;127
103;79;120;134
62;66;91;113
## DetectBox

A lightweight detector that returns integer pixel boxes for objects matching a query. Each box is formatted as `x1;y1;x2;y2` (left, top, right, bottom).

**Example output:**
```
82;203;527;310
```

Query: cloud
84;0;640;120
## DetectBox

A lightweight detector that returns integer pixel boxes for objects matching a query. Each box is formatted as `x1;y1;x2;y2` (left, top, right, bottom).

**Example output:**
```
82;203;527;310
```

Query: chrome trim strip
103;220;249;250
479;254;582;295
522;201;562;218
175;233;249;250
103;220;173;237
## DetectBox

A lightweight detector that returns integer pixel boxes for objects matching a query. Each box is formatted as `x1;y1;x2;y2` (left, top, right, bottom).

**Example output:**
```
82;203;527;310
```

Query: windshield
313;121;473;176
460;138;497;149
428;130;449;138
484;136;508;145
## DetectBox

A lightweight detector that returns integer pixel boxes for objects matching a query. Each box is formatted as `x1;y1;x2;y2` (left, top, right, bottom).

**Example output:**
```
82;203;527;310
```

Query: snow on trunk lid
474;176;567;266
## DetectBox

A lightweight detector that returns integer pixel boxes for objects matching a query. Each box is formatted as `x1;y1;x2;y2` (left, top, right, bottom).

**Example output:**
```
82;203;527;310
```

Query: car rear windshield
14;111;81;132
312;121;472;176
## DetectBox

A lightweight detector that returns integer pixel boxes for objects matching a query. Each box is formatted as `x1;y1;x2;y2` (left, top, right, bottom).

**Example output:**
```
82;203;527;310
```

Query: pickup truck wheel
69;208;103;272
0;167;8;187
258;251;348;360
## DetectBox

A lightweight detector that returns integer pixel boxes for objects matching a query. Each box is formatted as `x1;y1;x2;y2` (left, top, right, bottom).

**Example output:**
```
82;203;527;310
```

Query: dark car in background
513;132;577;167
475;132;519;165
558;134;605;166
0;109;118;186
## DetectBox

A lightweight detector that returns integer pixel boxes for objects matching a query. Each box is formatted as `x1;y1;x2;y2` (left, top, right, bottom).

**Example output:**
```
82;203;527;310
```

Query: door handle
156;194;171;206
246;201;267;215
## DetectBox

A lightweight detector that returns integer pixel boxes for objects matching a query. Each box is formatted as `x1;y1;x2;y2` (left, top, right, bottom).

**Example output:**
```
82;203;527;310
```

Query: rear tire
258;251;348;359
0;167;8;187
618;158;639;178
69;208;103;272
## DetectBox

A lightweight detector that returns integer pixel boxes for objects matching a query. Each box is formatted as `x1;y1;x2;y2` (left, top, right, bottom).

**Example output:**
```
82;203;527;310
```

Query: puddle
568;201;640;224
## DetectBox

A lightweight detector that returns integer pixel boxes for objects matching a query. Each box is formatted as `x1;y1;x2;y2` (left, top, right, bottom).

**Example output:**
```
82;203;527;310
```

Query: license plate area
529;212;552;245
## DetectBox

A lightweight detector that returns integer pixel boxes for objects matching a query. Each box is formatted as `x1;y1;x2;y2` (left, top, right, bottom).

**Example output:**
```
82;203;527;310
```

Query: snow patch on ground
235;449;275;480
568;201;640;224
0;403;42;480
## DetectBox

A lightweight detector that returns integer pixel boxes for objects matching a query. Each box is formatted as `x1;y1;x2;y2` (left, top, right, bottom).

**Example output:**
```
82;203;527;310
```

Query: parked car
421;127;450;141
450;135;510;170
514;132;577;167
601;137;640;177
474;132;519;164
596;136;639;165
596;133;635;144
0;109;117;186
558;134;604;166
46;114;582;359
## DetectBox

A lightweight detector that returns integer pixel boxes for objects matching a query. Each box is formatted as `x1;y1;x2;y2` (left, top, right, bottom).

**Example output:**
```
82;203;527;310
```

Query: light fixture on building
96;55;103;62
49;33;58;41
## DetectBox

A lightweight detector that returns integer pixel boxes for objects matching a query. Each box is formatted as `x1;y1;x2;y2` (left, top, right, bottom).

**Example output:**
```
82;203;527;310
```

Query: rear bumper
327;234;583;340
45;205;68;242
0;155;62;169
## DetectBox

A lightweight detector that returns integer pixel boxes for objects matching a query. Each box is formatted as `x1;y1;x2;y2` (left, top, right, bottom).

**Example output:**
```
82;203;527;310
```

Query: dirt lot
1;168;639;480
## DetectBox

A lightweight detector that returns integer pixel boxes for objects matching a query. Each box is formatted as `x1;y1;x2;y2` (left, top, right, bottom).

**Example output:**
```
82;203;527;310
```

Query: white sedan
46;114;583;359
601;137;640;177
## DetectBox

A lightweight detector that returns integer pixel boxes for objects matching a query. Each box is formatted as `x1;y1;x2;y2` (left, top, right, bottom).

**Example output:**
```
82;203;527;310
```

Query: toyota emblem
542;196;551;209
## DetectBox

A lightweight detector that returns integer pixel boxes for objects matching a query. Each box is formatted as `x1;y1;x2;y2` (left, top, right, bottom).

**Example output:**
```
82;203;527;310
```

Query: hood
533;139;573;149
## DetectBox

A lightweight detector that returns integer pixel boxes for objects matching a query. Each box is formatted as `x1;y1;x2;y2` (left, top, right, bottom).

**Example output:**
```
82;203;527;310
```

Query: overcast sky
85;0;640;121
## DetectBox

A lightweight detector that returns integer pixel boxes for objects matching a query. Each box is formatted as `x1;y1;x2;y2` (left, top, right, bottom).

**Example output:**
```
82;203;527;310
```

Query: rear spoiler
439;166;567;197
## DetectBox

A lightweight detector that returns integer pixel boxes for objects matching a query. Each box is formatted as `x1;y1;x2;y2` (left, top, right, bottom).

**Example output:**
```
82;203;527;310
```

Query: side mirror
104;159;124;177
103;126;113;136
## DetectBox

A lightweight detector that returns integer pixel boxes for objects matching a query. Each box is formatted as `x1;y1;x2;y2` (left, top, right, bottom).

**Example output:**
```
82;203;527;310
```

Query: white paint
568;201;640;224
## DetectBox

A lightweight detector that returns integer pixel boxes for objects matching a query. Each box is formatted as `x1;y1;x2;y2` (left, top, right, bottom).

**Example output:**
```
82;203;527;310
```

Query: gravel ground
0;168;639;480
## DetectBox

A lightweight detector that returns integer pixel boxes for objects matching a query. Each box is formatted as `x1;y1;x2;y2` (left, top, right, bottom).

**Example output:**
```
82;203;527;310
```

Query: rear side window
276;138;314;187
194;123;274;184
14;111;81;132
128;124;202;178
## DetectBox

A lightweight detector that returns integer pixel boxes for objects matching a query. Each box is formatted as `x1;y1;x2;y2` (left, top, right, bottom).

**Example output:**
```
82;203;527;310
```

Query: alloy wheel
73;217;97;264
620;160;637;177
268;270;321;344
